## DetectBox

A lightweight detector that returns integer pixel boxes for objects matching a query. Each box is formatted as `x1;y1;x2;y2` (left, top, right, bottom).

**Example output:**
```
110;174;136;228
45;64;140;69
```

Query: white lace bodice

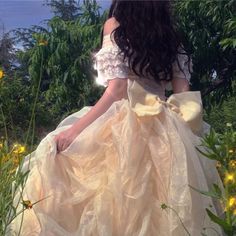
93;33;192;100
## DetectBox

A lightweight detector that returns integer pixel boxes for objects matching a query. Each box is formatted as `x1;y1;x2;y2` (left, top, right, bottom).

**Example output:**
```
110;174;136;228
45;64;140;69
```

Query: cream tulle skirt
6;83;225;236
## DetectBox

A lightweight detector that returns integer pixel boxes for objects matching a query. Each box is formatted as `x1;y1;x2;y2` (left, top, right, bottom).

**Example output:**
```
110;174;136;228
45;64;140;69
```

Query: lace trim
93;37;192;89
94;45;129;86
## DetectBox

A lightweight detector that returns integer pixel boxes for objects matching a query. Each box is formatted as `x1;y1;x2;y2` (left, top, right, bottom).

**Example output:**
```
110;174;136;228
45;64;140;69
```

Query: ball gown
6;33;225;236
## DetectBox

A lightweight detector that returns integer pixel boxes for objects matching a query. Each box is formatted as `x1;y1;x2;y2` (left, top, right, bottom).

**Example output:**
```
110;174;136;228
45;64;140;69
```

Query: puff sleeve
165;51;193;91
93;34;129;87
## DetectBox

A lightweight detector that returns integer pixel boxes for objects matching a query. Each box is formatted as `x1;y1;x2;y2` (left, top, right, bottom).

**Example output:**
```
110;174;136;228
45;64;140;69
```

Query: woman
7;0;224;235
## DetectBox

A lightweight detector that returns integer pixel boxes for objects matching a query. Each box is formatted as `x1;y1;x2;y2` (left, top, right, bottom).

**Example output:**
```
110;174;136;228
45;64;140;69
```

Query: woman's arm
55;77;128;153
72;16;127;134
171;55;192;93
171;77;190;93
72;78;127;134
55;17;128;152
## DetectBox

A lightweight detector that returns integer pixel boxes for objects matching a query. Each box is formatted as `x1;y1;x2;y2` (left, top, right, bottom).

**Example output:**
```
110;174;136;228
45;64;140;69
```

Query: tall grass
0;39;47;235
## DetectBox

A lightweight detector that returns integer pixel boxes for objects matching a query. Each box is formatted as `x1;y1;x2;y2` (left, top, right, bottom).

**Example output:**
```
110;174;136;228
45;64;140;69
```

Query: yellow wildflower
224;172;234;183
0;70;4;78
229;197;236;207
233;209;236;215
0;143;3;148
18;146;26;153
38;39;48;46
0;69;4;79
229;149;234;154
13;144;26;154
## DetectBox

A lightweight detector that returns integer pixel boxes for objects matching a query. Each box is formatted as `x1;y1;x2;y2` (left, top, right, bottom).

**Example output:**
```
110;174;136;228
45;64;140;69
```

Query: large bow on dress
128;80;203;136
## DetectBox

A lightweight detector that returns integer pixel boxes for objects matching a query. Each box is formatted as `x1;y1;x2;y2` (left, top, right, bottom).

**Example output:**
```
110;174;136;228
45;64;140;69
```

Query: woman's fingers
54;129;75;153
55;135;69;153
56;138;61;153
60;141;67;152
55;135;62;153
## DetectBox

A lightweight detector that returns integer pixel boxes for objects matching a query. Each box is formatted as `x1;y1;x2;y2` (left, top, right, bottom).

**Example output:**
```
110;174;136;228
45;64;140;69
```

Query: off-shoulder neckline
103;34;113;39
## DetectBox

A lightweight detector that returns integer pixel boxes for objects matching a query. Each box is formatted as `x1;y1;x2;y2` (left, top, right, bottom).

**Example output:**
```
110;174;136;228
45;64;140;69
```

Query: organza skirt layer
7;82;224;236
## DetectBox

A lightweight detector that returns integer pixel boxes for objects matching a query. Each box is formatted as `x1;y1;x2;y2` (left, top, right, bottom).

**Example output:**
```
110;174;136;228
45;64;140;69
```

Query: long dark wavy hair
99;0;192;83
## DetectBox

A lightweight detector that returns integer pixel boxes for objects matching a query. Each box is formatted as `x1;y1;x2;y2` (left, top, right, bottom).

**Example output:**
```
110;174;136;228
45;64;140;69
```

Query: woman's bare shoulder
103;17;120;35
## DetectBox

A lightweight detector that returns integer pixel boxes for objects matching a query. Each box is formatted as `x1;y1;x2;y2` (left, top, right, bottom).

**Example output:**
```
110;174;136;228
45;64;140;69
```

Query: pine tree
44;0;81;21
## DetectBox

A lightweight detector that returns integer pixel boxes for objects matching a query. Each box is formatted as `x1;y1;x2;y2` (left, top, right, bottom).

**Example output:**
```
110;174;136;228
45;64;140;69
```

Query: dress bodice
93;33;192;102
127;74;167;101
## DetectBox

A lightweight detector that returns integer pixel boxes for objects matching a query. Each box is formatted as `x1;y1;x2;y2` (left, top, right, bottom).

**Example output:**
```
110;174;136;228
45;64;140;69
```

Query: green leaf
188;184;222;199
212;183;223;198
63;72;69;83
233;39;236;48
205;208;232;233
195;146;220;161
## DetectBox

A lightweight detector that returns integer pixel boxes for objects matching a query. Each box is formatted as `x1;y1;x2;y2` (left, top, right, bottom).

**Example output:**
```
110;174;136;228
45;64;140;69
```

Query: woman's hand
54;127;79;153
53;79;127;153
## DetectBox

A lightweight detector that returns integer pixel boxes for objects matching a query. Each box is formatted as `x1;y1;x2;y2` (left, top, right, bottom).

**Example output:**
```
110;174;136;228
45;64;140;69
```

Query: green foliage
190;125;236;235
204;82;236;134
44;0;81;21
0;32;54;235
1;0;107;142
0;75;54;143
16;0;107;123
205;208;233;234
174;0;236;107
27;14;104;118
219;13;236;50
189;183;223;200
0;136;30;235
0;32;16;72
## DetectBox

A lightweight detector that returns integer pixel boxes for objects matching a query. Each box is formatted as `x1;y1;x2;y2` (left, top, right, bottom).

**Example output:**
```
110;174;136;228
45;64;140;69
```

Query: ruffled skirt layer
7;97;224;236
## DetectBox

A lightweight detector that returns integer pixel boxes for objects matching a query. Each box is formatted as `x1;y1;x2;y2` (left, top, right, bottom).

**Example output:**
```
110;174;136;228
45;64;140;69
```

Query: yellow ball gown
7;34;224;236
